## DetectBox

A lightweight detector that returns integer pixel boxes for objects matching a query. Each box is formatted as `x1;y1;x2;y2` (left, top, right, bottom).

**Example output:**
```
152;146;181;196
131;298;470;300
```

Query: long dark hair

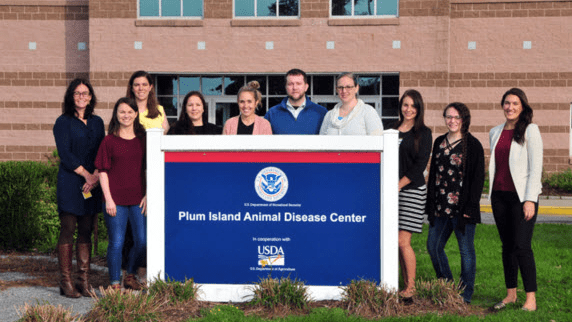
108;97;146;138
444;102;471;175
62;78;97;119
177;91;208;134
127;70;161;119
393;89;428;152
501;88;533;145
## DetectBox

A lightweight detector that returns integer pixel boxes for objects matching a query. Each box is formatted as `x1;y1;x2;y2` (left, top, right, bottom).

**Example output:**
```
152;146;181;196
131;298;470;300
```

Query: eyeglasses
445;115;462;120
73;91;91;97
336;86;355;91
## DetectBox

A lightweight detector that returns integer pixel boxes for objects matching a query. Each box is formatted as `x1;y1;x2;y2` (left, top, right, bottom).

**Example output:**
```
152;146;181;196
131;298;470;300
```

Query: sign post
147;130;399;301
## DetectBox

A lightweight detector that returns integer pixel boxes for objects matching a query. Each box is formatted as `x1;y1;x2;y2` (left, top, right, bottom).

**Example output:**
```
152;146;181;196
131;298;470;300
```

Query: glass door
207;97;239;128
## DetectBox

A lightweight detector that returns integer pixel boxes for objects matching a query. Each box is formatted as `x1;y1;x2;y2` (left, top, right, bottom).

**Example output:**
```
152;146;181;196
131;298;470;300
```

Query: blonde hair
237;81;262;107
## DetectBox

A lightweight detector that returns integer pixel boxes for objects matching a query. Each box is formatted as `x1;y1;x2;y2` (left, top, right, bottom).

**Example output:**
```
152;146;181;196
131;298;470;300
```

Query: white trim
146;128;399;302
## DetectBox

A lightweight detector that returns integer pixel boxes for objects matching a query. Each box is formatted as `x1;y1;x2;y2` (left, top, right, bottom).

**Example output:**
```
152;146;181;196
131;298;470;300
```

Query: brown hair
126;70;161;119
237;81;262;108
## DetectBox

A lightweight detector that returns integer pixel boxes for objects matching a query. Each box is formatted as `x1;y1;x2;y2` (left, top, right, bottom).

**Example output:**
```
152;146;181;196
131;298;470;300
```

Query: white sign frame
146;129;399;302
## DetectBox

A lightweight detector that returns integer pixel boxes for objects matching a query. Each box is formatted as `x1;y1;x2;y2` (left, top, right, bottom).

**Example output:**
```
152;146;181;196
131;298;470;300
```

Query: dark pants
491;191;537;292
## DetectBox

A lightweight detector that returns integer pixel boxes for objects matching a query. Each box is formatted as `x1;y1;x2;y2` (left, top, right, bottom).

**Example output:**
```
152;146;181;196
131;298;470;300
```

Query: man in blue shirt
265;69;327;134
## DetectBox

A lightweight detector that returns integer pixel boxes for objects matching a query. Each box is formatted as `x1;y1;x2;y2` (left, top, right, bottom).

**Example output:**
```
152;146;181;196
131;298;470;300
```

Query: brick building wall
0;0;89;161
0;0;570;172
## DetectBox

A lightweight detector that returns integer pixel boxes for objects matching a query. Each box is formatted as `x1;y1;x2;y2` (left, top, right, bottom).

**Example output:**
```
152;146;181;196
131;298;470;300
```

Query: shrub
0;157;108;252
415;279;464;307
85;286;166;322
249;275;310;309
543;168;572;191
17;302;83;322
340;279;398;317
148;275;199;304
0;161;57;250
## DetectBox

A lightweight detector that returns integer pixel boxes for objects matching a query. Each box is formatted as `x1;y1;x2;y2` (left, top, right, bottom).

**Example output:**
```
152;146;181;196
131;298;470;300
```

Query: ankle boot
58;244;81;298
76;243;92;297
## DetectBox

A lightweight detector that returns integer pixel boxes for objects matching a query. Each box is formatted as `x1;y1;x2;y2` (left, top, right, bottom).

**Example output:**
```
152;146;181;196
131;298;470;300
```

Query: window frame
233;0;300;19
329;0;399;18
138;0;204;19
153;73;400;126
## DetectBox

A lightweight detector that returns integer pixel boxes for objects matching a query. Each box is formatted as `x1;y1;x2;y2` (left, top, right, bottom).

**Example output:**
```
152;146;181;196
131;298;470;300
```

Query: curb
480;205;572;216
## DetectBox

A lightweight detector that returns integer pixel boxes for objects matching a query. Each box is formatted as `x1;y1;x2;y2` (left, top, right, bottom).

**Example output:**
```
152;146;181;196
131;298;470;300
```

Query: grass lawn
15;223;571;321
190;223;572;321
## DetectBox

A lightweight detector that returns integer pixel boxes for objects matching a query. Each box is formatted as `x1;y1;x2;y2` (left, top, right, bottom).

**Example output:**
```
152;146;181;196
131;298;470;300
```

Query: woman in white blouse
319;73;383;135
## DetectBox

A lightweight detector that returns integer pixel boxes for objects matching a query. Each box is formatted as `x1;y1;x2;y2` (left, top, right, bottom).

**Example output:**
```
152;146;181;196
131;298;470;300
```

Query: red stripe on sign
165;152;380;163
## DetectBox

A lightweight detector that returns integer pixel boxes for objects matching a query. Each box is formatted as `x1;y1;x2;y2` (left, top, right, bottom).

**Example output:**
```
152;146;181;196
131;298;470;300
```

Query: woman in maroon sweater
95;97;146;290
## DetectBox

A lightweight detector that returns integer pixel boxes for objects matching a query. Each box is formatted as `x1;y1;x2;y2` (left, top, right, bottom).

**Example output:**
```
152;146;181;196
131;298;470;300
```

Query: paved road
1;198;570;322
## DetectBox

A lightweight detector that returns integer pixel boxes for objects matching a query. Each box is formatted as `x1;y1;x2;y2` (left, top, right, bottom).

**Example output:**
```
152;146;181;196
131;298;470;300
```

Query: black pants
491;190;537;292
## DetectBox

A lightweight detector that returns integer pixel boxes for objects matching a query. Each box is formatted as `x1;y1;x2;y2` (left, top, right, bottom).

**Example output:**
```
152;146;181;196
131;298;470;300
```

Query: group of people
53;69;542;312
395;87;541;313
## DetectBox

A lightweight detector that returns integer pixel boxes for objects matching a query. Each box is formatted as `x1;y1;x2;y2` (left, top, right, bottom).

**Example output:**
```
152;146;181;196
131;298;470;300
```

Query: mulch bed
0;251;110;291
1;253;491;321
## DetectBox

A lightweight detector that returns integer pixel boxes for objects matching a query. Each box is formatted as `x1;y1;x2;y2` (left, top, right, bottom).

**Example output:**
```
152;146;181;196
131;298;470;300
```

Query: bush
543;168;572;191
0;161;58;250
340;279;398;317
415;279;463;307
0;156;108;252
248;275;310;309
17;302;83;322
148;275;199;304
86;286;165;322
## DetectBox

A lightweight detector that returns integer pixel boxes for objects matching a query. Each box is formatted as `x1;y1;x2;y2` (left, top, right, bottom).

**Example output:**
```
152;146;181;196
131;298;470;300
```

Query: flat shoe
522;307;536;312
493;301;510;310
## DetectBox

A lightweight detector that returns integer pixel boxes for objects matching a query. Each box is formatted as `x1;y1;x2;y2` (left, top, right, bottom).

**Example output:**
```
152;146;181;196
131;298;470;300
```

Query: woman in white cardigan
489;88;543;312
319;73;383;136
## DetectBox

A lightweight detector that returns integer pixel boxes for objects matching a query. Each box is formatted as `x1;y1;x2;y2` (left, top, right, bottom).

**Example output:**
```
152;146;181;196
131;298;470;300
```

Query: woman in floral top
426;102;485;304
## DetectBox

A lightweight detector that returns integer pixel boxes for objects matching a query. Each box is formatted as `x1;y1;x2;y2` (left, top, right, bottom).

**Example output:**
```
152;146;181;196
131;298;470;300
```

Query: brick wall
1;0;571;172
204;0;232;18
0;72;89;87
300;0;328;18
401;0;450;16
87;0;453;20
0;4;88;20
89;0;136;19
451;1;572;18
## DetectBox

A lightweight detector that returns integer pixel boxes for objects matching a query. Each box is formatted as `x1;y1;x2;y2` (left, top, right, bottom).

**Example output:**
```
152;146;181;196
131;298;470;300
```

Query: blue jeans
427;216;476;303
104;204;147;284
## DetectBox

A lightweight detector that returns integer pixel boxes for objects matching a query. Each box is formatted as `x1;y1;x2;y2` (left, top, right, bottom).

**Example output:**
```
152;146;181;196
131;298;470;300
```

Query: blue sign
164;152;381;286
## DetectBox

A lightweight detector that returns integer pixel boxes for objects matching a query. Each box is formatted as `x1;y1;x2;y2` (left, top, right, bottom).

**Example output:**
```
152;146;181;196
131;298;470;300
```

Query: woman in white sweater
489;88;543;312
319;73;383;135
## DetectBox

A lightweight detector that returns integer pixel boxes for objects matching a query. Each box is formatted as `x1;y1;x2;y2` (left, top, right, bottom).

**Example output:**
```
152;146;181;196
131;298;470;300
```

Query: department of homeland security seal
255;167;289;202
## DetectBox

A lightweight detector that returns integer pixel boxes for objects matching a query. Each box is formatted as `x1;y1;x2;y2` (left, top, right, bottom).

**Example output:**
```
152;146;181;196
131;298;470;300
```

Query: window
139;0;203;17
235;0;299;17
153;73;399;128
331;0;398;17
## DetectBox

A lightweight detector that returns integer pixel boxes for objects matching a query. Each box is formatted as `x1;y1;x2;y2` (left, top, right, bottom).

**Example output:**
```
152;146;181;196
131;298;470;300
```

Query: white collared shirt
286;98;306;120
